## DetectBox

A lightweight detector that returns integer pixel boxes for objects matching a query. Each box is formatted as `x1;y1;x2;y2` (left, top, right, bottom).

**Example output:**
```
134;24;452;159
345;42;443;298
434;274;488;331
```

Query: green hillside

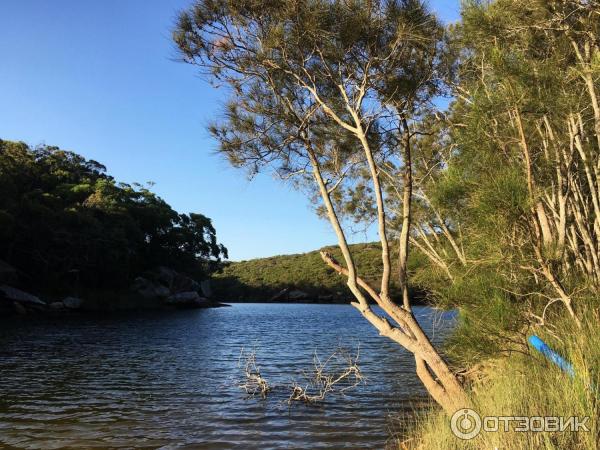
213;242;426;303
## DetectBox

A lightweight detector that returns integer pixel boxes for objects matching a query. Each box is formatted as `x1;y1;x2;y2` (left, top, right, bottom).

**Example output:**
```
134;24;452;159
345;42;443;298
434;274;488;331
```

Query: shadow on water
0;303;456;449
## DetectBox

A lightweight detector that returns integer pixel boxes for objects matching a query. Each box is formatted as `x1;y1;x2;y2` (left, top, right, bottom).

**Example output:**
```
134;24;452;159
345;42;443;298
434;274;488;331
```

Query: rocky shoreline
0;262;228;317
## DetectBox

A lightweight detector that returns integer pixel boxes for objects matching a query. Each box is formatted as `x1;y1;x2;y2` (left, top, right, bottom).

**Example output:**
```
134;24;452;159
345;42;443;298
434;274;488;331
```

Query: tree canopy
0;139;227;294
174;0;469;414
174;0;600;415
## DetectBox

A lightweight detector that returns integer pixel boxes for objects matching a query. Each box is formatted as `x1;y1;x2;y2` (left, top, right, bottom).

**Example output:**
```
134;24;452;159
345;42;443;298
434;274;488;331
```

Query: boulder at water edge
165;291;208;307
62;297;83;309
0;285;45;306
288;289;309;300
131;277;170;300
171;273;201;294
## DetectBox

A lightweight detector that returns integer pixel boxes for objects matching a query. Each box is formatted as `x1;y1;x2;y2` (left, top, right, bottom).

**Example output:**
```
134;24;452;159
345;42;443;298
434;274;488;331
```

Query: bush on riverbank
402;312;599;449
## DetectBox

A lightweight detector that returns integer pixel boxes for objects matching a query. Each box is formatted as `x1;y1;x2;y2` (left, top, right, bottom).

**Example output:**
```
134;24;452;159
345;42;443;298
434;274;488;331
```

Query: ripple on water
0;303;456;449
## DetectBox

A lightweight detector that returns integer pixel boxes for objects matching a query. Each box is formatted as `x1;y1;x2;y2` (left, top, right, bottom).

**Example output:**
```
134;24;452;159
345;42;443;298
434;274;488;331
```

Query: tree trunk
307;143;468;416
398;116;413;310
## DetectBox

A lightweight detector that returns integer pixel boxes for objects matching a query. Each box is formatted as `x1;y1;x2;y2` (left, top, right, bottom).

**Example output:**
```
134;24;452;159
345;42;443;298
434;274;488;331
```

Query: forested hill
212;243;426;303
0;139;227;310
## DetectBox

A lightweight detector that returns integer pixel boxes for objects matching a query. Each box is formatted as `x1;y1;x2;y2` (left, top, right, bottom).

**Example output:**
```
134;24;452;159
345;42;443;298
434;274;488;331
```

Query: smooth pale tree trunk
293;65;468;415
398;116;412;311
514;107;581;326
306;142;469;416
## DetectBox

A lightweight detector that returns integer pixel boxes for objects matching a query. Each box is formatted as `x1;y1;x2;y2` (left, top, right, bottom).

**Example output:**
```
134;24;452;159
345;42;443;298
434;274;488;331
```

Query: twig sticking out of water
238;348;271;398
288;346;364;404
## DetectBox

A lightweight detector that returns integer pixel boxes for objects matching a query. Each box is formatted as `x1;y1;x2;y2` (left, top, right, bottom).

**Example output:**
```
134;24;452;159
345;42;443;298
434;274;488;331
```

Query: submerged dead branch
236;346;364;404
238;348;271;398
288;347;364;404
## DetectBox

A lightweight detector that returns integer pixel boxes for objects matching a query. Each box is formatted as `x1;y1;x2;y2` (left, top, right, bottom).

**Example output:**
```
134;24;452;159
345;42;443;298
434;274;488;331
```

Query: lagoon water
0;303;455;449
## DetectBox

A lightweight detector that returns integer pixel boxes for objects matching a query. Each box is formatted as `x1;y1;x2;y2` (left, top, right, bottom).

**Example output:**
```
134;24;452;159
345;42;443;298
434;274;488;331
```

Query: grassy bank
400;313;599;449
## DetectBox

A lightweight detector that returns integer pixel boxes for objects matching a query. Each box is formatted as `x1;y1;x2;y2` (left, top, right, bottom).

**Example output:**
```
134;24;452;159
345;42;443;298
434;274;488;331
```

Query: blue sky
0;0;460;261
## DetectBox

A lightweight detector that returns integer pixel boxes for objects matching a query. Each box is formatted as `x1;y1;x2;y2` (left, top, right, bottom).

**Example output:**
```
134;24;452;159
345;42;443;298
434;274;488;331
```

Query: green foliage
174;0;444;221
213;242;424;302
404;0;600;371
175;0;600;436
0;139;227;295
409;312;600;449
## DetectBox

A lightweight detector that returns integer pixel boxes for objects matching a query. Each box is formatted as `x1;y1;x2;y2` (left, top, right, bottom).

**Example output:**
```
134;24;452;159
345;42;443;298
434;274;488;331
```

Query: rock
317;294;334;301
13;301;27;315
131;277;170;300
0;285;45;306
171;273;200;294
200;280;212;298
165;291;208;307
269;288;289;302
288;289;309;300
62;297;83;309
49;302;65;310
166;291;200;304
145;267;203;295
0;260;17;283
152;266;178;289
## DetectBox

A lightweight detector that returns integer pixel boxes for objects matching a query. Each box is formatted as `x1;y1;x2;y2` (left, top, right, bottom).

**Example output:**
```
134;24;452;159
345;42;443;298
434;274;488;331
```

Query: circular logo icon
450;408;482;440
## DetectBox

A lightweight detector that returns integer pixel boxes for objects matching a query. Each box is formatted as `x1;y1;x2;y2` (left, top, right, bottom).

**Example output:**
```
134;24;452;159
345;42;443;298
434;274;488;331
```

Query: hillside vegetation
0;139;226;300
213;242;426;302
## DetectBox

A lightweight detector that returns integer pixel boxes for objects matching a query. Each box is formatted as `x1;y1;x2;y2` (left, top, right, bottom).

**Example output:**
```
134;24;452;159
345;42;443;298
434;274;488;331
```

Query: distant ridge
212;243;425;303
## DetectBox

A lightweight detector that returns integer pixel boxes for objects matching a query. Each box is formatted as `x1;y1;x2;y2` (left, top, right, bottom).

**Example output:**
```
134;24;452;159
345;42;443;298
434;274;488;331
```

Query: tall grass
402;313;599;449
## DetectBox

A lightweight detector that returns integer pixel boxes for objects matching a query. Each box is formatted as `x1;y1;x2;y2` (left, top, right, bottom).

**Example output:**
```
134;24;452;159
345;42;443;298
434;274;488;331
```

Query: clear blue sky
0;0;460;261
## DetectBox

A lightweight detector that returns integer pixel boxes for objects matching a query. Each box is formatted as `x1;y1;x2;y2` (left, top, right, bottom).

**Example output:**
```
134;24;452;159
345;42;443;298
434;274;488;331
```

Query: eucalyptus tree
379;113;468;285
174;0;468;412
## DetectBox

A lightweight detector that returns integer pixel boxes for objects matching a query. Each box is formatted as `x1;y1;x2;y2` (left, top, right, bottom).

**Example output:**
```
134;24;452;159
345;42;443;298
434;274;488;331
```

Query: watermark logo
450;409;590;440
451;409;482;440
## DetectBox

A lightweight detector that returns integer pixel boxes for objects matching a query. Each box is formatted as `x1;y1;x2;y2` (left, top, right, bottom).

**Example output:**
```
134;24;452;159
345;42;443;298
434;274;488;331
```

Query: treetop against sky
0;0;460;260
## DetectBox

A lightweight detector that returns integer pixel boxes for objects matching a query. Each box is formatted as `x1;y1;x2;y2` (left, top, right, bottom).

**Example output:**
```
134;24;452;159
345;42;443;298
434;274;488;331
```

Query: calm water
0;303;456;449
